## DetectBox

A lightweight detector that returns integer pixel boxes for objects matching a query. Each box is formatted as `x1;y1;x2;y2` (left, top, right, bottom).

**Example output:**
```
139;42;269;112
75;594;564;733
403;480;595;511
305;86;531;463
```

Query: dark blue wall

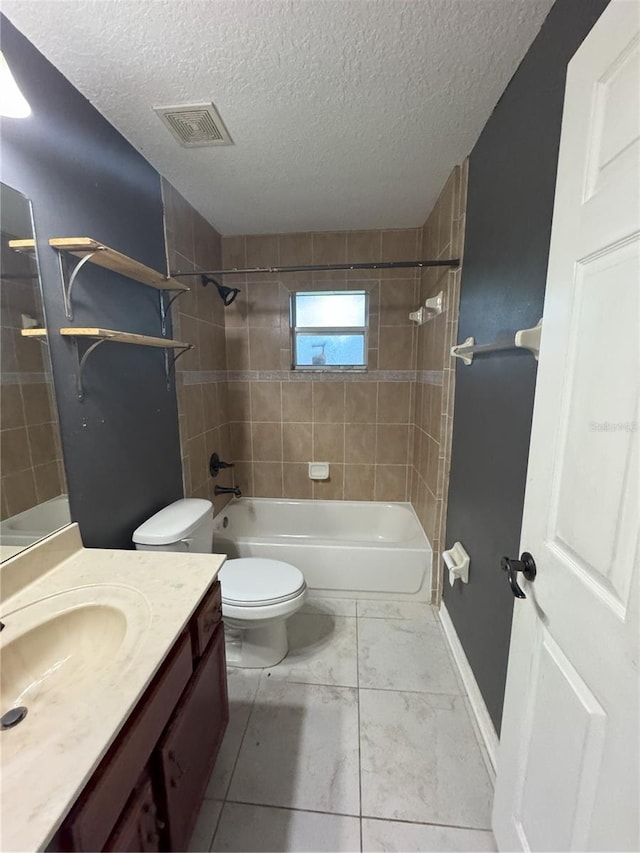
0;16;183;548
444;0;610;733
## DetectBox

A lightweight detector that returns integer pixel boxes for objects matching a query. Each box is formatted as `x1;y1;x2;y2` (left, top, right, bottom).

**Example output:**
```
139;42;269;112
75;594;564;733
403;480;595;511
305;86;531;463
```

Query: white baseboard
439;601;499;779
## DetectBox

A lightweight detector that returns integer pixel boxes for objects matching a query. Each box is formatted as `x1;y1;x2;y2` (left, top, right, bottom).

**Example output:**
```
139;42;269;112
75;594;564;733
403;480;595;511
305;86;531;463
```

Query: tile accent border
225;370;418;383
416;370;444;386
439;601;499;779
182;370;228;385
182;369;437;385
1;372;53;385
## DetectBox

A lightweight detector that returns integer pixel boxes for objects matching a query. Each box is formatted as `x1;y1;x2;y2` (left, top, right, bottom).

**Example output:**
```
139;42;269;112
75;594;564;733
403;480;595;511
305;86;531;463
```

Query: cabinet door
191;581;222;660
157;624;228;851
104;774;160;852
61;633;193;852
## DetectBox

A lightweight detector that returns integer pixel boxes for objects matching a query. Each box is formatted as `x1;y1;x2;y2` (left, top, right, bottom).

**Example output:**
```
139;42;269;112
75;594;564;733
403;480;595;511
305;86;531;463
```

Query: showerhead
201;274;240;306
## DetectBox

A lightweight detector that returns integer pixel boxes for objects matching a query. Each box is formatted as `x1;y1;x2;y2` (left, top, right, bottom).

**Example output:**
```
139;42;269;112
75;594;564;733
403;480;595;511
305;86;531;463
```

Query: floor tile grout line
217;671;264;809
261;674;464;699
355;612;363;852
222;798;360;820
356;613;440;623
218;798;492;834
361;814;495;833
206;801;225;853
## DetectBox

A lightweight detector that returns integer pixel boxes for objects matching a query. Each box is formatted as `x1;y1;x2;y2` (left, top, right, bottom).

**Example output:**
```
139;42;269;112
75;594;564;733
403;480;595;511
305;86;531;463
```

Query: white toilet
132;498;306;667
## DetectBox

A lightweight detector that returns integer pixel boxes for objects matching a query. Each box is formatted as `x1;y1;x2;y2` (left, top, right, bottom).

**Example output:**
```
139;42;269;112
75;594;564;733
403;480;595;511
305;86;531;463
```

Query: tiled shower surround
162;178;233;511
166;164;467;601
411;162;469;600
1;232;66;519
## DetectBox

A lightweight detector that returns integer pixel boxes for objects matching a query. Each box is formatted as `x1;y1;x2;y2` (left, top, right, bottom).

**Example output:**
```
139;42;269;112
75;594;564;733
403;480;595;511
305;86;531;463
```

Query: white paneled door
492;2;640;851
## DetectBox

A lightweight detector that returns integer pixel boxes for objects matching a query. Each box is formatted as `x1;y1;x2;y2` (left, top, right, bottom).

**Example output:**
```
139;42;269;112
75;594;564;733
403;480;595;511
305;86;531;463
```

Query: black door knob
501;552;537;599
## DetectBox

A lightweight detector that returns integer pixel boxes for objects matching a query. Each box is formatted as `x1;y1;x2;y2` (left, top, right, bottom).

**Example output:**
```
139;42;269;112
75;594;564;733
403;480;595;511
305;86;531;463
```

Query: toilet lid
219;558;306;607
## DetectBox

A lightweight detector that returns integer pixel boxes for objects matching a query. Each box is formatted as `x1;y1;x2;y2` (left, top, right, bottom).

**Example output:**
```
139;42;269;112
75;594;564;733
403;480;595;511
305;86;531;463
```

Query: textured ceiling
3;0;554;236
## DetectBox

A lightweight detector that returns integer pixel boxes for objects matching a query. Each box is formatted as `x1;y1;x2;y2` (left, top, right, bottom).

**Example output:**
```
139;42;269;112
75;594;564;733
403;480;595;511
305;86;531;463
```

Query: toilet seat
219;558;306;607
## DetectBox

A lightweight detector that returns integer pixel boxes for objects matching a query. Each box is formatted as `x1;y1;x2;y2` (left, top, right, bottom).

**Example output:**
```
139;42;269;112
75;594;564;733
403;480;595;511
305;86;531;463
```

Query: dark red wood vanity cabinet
157;623;228;850
103;774;160;852
49;580;228;853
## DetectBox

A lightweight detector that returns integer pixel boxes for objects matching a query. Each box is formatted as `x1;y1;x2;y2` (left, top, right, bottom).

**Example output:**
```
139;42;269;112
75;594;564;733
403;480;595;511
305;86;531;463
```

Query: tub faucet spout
214;485;242;498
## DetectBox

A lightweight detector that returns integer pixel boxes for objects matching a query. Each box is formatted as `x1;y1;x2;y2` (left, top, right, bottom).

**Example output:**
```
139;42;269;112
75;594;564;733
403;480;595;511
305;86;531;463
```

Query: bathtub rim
212;497;429;538
211;496;434;603
0;494;72;546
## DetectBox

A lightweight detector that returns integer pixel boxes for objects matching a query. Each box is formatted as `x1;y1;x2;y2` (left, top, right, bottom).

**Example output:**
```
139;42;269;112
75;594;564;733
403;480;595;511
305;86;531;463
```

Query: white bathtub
0;494;71;548
212;499;432;600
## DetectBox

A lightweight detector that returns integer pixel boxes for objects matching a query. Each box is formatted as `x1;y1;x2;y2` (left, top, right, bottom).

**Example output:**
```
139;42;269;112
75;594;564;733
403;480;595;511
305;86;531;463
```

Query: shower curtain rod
170;258;460;278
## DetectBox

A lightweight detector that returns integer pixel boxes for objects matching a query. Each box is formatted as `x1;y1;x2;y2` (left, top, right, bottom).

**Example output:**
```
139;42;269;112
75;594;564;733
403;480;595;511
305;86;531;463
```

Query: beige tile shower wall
0;379;64;520
1;242;65;520
409;161;469;602
162;179;234;510
221;229;421;501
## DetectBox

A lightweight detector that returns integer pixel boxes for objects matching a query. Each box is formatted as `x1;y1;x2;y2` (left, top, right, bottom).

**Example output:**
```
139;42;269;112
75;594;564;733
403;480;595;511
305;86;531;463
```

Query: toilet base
224;620;289;668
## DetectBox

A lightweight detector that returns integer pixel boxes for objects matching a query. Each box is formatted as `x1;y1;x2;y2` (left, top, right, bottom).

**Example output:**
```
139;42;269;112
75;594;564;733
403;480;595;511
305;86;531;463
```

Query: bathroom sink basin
0;585;151;758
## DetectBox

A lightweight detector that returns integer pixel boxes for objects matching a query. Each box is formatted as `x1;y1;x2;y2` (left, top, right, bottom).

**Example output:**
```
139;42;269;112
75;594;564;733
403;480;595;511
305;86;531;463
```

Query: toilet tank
132;499;214;553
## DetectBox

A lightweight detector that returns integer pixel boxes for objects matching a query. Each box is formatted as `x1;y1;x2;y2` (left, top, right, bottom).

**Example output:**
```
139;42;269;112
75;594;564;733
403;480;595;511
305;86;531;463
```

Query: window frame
290;290;369;372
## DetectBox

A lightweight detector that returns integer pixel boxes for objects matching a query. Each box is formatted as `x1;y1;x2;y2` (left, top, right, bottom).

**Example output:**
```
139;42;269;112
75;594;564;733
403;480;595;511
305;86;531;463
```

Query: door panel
551;242;638;611
515;627;606;852
584;35;639;202
493;3;640;850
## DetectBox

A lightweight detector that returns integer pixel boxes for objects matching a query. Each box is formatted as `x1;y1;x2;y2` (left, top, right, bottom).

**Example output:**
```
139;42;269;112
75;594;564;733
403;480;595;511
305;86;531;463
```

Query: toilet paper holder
442;542;470;586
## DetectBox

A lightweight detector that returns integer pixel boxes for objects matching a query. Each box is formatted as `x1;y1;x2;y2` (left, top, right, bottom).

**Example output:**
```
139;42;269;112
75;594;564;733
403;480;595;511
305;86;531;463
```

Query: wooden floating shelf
60;327;191;349
49;238;189;292
22;327;193;400
8;239;37;255
9;237;188;292
22;327;191;349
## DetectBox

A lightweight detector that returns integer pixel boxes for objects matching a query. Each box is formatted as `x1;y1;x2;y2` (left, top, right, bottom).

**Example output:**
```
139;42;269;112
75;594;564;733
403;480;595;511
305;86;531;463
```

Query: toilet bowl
132;498;306;667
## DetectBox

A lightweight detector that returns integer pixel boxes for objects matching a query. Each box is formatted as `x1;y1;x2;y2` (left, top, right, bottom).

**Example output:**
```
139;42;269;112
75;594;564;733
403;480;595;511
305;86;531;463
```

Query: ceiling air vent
153;103;233;148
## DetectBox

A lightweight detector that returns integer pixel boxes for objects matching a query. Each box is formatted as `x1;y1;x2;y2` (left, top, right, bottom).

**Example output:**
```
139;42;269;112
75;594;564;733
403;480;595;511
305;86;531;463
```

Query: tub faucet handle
210;452;235;478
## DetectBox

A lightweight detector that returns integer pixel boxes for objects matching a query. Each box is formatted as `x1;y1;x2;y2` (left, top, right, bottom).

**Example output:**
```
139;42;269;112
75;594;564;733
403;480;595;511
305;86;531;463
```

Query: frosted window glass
295;292;366;327
295;334;365;367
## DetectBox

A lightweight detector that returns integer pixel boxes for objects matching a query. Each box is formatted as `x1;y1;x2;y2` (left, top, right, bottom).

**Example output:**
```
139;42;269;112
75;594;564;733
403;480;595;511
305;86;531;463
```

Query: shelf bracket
159;289;190;336
57;248;106;321
164;344;193;390
73;337;108;400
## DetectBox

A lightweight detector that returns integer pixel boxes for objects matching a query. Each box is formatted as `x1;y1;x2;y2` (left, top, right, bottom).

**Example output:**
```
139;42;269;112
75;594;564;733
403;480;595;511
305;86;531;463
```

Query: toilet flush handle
180;538;193;549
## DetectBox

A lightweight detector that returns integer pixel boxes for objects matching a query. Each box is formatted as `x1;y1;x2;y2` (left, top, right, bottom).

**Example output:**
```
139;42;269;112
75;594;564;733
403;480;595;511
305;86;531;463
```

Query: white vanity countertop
0;525;226;853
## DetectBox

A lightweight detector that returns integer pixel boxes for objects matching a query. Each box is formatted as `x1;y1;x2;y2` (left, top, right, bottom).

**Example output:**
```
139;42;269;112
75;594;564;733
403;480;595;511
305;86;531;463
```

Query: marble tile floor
189;597;496;852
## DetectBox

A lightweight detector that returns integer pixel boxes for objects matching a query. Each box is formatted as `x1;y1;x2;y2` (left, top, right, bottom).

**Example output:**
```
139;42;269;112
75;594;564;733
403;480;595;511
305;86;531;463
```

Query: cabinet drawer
157;623;228;851
191;580;222;659
63;632;192;852
103;773;160;852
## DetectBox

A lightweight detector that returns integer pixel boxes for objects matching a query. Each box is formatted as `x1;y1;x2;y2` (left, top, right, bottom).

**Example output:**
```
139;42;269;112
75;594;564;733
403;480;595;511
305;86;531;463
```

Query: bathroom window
290;290;368;370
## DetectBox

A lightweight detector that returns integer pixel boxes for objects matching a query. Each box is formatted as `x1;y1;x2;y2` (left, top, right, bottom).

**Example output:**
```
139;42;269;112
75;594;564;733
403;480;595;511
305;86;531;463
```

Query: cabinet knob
168;750;185;779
